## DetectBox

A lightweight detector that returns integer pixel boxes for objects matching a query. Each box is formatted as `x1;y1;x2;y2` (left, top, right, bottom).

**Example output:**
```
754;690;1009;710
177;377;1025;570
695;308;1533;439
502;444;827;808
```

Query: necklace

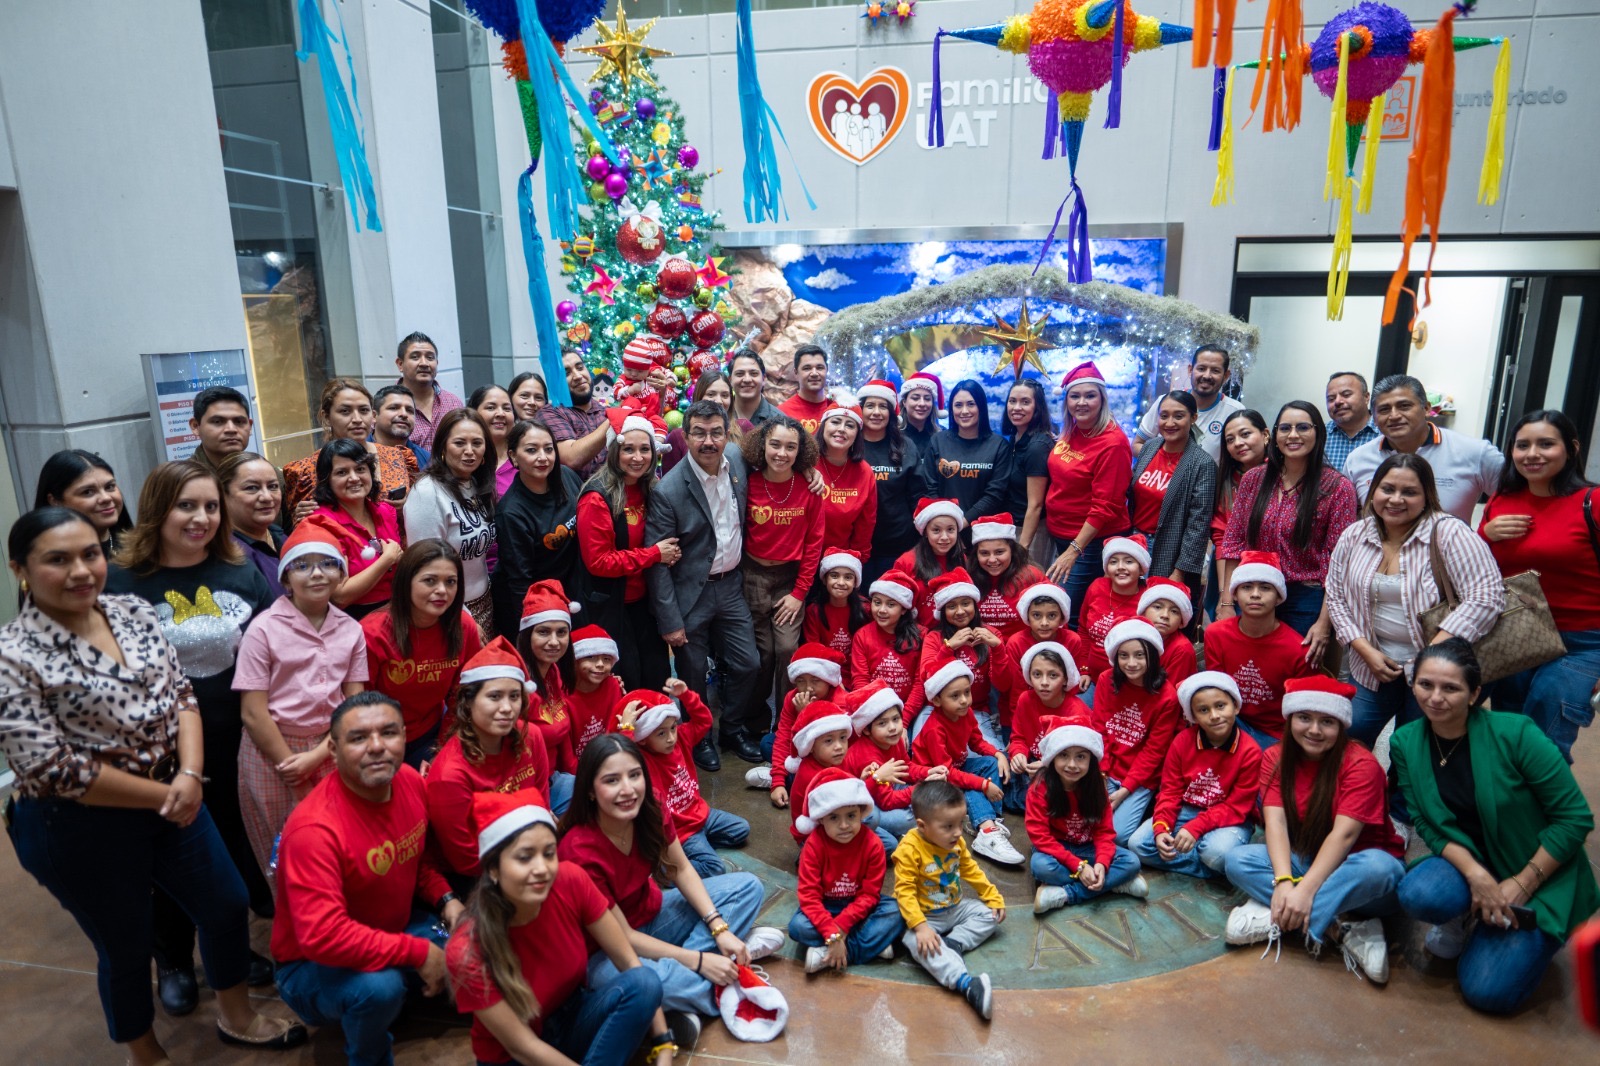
1431;728;1467;767
764;472;797;507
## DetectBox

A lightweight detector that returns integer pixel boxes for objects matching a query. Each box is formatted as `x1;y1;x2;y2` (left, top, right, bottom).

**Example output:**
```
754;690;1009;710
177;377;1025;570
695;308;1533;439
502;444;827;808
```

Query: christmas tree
556;7;738;423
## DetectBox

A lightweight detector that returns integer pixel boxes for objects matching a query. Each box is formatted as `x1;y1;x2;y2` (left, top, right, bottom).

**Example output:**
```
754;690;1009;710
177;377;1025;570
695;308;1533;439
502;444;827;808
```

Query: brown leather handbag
1418;533;1565;684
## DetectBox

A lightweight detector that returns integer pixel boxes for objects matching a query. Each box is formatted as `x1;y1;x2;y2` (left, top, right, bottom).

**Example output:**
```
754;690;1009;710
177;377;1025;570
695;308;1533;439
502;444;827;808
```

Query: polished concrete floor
3;724;1598;1064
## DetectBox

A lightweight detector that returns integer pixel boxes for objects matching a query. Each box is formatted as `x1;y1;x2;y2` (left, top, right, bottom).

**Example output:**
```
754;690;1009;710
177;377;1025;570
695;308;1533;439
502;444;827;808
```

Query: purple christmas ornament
604;172;629;199
585;155;610;181
636;98;656;119
677;145;699;169
556;300;577;324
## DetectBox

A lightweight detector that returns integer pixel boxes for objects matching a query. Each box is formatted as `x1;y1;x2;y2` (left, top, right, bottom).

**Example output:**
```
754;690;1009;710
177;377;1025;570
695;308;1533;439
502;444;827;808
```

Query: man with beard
1132;345;1243;461
778;344;837;434
372;384;429;468
1322;371;1379;473
645;401;763;772
394;332;463;452
543;350;612;479
272;692;463;1065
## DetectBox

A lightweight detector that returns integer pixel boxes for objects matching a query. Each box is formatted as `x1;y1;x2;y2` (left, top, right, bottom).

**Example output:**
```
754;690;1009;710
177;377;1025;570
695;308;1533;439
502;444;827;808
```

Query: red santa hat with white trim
613;688;682;742
276;513;348;580
1037;717;1104;764
794;765;873;835
923;658;974;704
787;642;844;688
1103;618;1165;662
1016;582;1071;620
1020;640;1081;690
1282;675;1357;728
1138;577;1194;625
868;570;917;612
604;402;668;452
1230;549;1287;600
1061;361;1106;389
473;789;555;861
969;513;1017;545
899;372;944;407
821;405;863;430
520;579;580;632
913;497;966;534
785;700;853;772
1176;670;1244;724
928;567;981;615
459;636;535;691
571;624;618;662
842;679;904;735
856;379;899;408
818;547;863;584
1101;532;1151;575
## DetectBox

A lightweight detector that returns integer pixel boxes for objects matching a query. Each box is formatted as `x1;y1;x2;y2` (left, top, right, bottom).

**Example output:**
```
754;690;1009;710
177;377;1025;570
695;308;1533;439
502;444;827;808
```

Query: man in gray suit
646;400;763;771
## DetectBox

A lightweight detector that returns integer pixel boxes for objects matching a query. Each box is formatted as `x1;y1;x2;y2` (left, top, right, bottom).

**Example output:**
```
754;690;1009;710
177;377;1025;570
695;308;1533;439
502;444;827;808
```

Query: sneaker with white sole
1110;874;1149;899
1424;915;1470;961
665;1010;701;1052
1034;885;1069;915
879;944;895;960
963;973;993;1020
804;946;831;974
744;766;772;790
971;824;1025;866
1225;899;1277;946
1337;918;1389;983
745;926;786;961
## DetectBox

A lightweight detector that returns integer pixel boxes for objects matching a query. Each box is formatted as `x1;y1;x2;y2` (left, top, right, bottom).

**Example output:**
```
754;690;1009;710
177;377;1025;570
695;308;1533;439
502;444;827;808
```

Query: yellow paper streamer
1478;37;1511;205
1212;66;1237;207
1328;173;1354;320
1356;90;1385;215
1324;35;1351;201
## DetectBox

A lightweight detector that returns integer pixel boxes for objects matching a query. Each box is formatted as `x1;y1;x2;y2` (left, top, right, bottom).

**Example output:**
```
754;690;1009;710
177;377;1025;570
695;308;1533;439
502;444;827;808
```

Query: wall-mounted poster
141;349;262;462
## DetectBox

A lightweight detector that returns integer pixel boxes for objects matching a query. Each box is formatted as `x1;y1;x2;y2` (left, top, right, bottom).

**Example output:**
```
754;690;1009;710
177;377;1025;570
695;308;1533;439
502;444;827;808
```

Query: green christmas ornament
665;409;684;429
588;182;609;202
636;282;658;301
693;286;714;308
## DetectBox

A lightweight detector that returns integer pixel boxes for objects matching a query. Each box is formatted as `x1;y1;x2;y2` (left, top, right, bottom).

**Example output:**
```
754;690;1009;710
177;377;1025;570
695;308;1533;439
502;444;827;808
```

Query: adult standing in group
545;351;613;480
1344;374;1503;523
646;400;763;771
1128;390;1218;615
815;405;877;555
0;508;307;1064
663;369;749;475
741;415;825;747
219;451;287;598
921;378;1013;526
508;371;549;423
406;408;497;636
1002;377;1054;553
1044;362;1134;628
778;344;836;434
576;409;679;692
1323;371;1380;473
1209;410;1270;620
1131;345;1243;461
1393;640;1599;1014
1219;401;1358;663
272;692;463;1066
186;386;254;475
728;348;783;427
1478;409;1600;760
308;440;405;620
492;419;583;640
898;372;943;456
1325;453;1502;751
467;384;518;498
395;331;464;453
282;380;420;522
33;449;132;557
372;385;429;468
107;462;279;1009
858;379;933;585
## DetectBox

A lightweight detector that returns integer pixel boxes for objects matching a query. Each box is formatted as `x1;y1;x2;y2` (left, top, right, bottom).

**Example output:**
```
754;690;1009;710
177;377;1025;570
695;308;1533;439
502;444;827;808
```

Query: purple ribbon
1104;0;1127;129
1033;178;1092;283
1207;66;1227;151
928;30;947;148
1042;92;1060;159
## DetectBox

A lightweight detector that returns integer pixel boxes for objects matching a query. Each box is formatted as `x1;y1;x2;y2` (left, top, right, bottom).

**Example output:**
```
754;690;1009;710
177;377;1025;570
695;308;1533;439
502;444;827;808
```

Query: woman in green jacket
1394;638;1599;1014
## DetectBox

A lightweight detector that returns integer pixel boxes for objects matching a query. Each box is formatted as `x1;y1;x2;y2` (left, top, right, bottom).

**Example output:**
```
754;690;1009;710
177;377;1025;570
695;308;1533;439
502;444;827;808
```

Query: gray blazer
1130;436;1217;576
645;443;750;634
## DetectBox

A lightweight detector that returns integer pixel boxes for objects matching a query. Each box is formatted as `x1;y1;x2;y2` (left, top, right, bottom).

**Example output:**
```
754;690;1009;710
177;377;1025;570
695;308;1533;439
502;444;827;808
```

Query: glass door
1484;277;1600;468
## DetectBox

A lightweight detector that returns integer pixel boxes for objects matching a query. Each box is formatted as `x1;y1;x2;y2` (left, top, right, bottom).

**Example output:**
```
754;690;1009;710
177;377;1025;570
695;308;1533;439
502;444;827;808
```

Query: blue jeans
7;798;250;1043
868;805;917;854
1001;765;1033;814
548;771;574;816
1204;554;1221;621
1224;844;1404;943
1056;534;1108;631
1350;677;1420;824
276;910;448;1066
788;895;905;965
475;966;660;1066
1104;777;1154;846
1128;806;1251;879
958;753;1003;827
1397;856;1563;1014
1030;842;1142;902
404;720;442;770
1489;628;1600;762
1277;582;1325;636
1237;719;1280;750
679;808;751;879
588;874;764;1016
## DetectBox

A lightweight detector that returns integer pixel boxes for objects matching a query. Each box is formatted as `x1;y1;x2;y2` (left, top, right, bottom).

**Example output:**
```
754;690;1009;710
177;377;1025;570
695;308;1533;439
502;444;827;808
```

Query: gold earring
18;578;28;595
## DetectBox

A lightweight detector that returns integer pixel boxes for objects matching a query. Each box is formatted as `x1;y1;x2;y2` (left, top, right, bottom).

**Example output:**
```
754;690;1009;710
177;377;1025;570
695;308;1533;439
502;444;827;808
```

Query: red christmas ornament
687;310;725;348
687;348;721;379
616;213;665;265
656;258;697;300
646;301;688;339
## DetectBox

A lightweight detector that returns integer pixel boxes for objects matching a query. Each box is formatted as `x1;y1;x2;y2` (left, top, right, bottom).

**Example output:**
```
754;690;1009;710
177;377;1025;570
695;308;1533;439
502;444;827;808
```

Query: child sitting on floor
893;779;1006;1021
566;624;623;759
804;548;868;663
749;642;845;801
1201;551;1316;749
1028;719;1146;914
1138;579;1198;687
1077;534;1152;691
1092;619;1183;846
912;661;1022;866
851;570;923;707
1004;642;1091;813
842;681;946;852
791;767;906;973
786;700;855;844
993;584;1088;730
1128;671;1261;880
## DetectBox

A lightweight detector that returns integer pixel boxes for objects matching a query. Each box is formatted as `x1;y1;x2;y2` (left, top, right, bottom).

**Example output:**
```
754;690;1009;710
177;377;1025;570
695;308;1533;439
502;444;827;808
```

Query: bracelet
708;921;730;938
178;768;209;785
1529;864;1547;884
824;931;844;946
1272;874;1300;886
1066;543;1082;554
618;723;636;735
1510;873;1531;897
693;950;703;975
648;1037;679;1058
1152;821;1172;834
701;911;723;929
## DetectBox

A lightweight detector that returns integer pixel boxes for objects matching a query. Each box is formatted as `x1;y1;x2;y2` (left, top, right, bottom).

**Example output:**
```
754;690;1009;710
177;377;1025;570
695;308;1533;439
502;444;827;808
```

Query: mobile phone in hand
1510;904;1538;929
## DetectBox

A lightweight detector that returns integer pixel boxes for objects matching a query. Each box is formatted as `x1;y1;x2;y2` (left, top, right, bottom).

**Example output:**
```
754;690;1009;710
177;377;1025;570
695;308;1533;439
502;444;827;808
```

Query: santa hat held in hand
276;513;349;578
856;379;899;409
1230;550;1288;600
818;547;863;584
928;567;981;615
571;624;619;662
1282;675;1357;728
1139;577;1194;626
1038;718;1105;765
1176;670;1243;724
459;636;534;691
787;643;844;688
520;580;580;631
613;688;682;742
912;497;966;534
868;570;918;612
785;700;852;772
1101;533;1151;575
473;790;555;862
794;766;873;835
842;680;905;735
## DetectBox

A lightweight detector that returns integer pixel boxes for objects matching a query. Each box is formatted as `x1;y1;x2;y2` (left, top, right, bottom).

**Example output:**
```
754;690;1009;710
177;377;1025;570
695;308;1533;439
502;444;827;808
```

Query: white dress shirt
690;453;743;576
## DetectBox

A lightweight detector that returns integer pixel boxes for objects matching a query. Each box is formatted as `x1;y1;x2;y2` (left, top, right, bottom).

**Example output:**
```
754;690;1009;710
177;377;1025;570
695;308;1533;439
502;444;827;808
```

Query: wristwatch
435;891;459;913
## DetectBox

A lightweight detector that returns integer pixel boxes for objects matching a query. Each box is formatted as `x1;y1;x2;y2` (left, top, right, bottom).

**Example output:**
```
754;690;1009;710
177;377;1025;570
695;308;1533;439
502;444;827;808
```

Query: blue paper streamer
929;29;948;148
736;0;814;222
1104;0;1127;130
295;0;381;231
517;166;572;408
1034;178;1091;283
1207;66;1227;152
1042;92;1059;159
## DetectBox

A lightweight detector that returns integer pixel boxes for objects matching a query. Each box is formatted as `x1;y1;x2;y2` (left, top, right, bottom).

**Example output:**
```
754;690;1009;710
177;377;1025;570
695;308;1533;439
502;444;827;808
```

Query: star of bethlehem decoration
574;7;672;95
978;298;1054;379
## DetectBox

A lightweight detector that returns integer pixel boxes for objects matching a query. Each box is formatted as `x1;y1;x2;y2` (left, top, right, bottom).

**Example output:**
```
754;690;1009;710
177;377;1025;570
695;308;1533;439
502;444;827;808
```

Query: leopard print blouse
0;594;198;799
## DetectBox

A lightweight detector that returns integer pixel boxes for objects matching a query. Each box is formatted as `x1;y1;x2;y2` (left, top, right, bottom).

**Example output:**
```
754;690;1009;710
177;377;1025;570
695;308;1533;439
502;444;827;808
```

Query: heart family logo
806;67;909;165
750;504;774;525
367;840;397;876
937;457;962;478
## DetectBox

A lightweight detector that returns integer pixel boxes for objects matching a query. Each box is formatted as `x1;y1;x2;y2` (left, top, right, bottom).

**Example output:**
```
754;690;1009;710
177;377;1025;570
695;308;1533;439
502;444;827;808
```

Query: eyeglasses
286;557;343;575
687;428;726;441
1276;422;1316;436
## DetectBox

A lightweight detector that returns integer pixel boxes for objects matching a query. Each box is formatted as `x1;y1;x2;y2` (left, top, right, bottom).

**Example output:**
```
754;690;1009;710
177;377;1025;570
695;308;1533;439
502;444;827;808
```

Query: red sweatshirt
1201;617;1315;739
992;628;1086;726
576;485;661;604
770;686;838;786
892;547;951;627
790;754;848;843
850;623;920;708
1007;689;1092;761
1044;425;1133;541
844;734;938;811
779;393;836;435
797;823;887;941
803;603;856;666
1091;673;1182;793
568;676;624;758
1160;630;1197;687
1078;577;1145;680
911;707;998;792
272;766;449;971
526;667;578;775
818;459;877;556
633;690;714;840
362;610;483;743
918;630;992;711
975;567;1046;640
1480;488;1600;632
426;722;550;876
1150;726;1263;839
1024;776;1116;872
746;473;826;599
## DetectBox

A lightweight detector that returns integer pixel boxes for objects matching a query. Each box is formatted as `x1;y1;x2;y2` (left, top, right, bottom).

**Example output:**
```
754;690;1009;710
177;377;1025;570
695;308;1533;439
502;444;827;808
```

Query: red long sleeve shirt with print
844;733;943;811
991;628;1087;726
1090;673;1182;793
624;689;714;840
576;485;661;604
1200;617;1316;739
746;474;826;599
567;676;624;760
911;707;998;793
818;459;878;556
850;623;921;708
769;685;838;787
1007;689;1092;761
1077;577;1145;681
1150;726;1263;839
918;630;992;712
796;824;888;942
426;721;550;876
1024;776;1116;872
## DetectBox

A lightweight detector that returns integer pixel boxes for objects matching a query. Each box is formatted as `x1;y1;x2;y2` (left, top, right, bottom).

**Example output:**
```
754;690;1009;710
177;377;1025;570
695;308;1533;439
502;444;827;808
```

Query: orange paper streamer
1192;0;1214;67
1383;9;1457;325
1250;0;1305;132
1215;0;1237;68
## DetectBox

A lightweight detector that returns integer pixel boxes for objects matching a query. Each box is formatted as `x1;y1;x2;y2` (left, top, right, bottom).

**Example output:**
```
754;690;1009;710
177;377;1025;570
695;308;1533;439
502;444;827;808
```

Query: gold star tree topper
575;7;672;95
979;298;1054;379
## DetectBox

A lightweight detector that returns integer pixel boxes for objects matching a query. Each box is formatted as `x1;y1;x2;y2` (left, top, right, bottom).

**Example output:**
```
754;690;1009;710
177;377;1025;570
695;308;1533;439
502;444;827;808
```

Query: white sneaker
745;926;786;961
971;824;1025;866
804;946;831;974
1110;873;1149;899
1034;885;1069;915
1338;918;1389;983
1225;900;1277;946
879;944;895;960
1390;817;1411;846
744;766;772;790
1424;915;1470;960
